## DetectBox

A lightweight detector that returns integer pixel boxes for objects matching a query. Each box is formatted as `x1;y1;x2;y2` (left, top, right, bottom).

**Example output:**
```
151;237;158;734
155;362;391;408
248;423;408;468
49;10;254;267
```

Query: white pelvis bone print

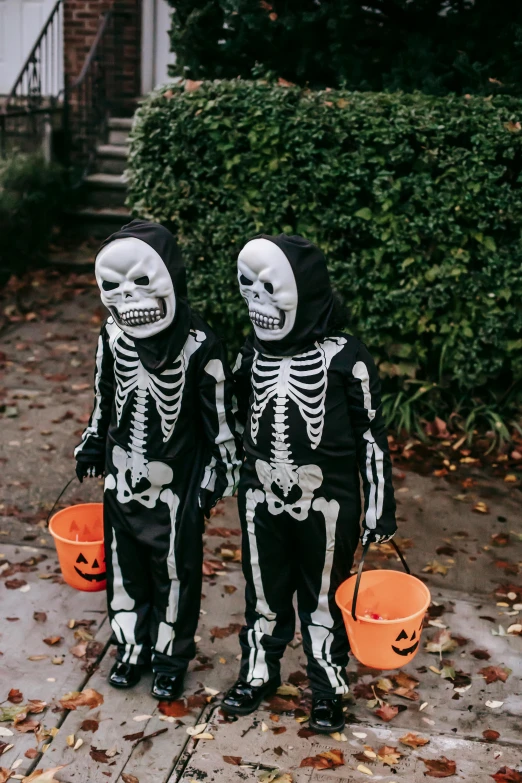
251;336;346;520
104;322;206;507
238;238;298;341
96;237;176;339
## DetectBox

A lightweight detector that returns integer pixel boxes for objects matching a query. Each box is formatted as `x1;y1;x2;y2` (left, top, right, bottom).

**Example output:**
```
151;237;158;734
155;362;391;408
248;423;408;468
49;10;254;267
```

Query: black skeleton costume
234;235;396;697
75;221;240;676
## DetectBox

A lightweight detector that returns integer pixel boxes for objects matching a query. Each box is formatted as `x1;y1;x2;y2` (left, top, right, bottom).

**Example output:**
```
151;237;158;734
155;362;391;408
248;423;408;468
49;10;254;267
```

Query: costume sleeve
345;342;396;544
199;338;242;504
74;325;114;465
232;337;254;433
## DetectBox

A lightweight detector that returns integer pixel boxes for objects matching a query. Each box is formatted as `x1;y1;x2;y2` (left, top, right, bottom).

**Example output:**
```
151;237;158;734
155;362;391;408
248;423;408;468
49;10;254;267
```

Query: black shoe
108;661;142;689
309;696;345;734
151;671;186;701
221;677;281;716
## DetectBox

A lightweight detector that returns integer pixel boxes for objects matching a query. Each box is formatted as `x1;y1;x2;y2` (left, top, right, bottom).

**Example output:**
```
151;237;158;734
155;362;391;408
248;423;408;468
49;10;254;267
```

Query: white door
141;0;177;93
0;0;58;95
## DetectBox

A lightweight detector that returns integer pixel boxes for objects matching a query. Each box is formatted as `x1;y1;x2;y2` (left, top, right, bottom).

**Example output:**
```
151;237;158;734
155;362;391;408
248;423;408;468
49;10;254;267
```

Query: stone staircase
69;117;133;239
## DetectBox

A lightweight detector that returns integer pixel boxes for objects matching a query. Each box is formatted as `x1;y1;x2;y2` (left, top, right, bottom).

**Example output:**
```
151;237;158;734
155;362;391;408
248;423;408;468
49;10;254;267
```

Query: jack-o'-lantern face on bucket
74;553;106;583
392;628;419;657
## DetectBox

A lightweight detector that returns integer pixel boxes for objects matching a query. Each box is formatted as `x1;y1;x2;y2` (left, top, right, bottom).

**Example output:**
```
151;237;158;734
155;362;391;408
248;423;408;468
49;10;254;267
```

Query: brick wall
64;0;141;113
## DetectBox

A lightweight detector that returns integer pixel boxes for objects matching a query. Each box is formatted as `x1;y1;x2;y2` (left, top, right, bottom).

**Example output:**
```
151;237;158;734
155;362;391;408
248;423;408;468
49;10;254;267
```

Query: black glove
76;461;105;483
199;487;220;519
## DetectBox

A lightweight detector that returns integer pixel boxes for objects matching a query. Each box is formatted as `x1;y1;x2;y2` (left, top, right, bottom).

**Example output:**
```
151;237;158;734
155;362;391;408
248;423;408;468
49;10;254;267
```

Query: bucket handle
351;539;411;622
46;476;78;527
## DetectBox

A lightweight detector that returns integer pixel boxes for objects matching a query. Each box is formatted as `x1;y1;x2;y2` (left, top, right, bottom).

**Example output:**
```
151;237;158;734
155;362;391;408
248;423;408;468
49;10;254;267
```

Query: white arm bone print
251;337;346;520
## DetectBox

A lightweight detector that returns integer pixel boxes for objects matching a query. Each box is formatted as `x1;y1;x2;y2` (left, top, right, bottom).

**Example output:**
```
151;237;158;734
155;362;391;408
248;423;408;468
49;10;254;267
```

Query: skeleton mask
238;238;298;341
96;237;176;339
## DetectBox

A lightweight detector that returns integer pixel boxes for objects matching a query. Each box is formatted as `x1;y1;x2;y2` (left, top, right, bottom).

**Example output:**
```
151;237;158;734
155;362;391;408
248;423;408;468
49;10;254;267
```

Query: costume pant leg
150;482;205;676
238;462;296;686
104;498;152;667
296;482;360;697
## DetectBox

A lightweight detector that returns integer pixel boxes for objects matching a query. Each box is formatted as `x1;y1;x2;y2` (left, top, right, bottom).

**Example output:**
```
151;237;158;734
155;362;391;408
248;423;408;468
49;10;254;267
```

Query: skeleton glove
361;527;396;546
76;461;105;483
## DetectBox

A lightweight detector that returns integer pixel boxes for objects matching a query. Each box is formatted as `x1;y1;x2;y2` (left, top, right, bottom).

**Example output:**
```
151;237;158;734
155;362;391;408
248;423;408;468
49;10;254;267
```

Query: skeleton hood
96;220;191;374
240;234;334;357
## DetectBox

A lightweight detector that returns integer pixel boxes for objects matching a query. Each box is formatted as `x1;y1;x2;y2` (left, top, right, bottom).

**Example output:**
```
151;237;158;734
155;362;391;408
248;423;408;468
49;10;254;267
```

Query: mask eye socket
102;280;119;291
134;276;150;286
239;274;253;286
263;282;274;295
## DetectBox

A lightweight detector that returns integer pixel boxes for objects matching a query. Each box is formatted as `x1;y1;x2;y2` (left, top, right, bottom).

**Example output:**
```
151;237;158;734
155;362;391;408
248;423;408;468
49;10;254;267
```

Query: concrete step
64;206;131;239
108;116;134;146
96;143;129;174
84;172;127;208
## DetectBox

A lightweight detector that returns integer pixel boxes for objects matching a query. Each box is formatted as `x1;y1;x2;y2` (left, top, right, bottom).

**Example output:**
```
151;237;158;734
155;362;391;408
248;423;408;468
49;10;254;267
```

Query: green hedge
126;80;522;419
0;153;65;284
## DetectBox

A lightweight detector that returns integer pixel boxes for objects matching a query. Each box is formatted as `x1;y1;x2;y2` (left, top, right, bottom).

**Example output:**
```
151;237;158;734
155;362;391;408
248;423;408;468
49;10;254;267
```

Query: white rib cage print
113;333;185;443
250;343;339;452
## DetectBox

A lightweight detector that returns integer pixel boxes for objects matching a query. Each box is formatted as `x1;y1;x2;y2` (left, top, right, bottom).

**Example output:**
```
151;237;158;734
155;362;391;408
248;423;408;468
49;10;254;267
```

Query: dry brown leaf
422;756;457;777
423;560;449;575
378;745;402;765
472;501;489;514
43;636;62;646
482;729;500;741
7;689;23;704
223;756;242;765
59;689;103;711
399;732;430;748
491;766;522;782
425;629;459;654
300;749;344;769
209;623;242;640
158;700;190;718
121;775;139;783
22;766;66;782
479;666;511;684
375;704;399;722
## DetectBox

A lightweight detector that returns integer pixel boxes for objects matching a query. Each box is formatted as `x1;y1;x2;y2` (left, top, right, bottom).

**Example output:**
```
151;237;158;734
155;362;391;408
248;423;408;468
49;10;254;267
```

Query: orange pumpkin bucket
49;502;106;592
336;541;430;670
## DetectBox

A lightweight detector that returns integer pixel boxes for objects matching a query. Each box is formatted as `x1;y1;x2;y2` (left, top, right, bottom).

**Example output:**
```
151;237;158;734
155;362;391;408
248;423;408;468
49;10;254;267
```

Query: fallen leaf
400;732;430;748
480;666;511;684
59;689;103;710
21;767;66;782
121;775;139;783
392;671;420;690
209;623;242;640
486;700;504;709
378;745;402;765
491;768;522;782
7;690;23;704
425;629;459;654
158;700;190;718
33;612;47;623
300;749;344;769
186;723;207;737
276;684;301;697
258;772;293;783
423;560;449;576
483;729;500;741
471;649;491;660
223;756;242;765
375;704;399;722
43;636;62;646
422;756;457;777
89;746;120;763
472;501;489;514
80;719;99;732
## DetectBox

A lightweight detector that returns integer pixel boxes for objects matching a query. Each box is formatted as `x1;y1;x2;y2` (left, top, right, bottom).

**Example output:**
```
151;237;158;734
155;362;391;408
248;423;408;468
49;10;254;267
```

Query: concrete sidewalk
1;270;521;782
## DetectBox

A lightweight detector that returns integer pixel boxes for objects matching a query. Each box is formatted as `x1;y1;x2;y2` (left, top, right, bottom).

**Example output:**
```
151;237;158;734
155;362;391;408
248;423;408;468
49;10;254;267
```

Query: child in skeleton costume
75;220;240;700
222;235;396;732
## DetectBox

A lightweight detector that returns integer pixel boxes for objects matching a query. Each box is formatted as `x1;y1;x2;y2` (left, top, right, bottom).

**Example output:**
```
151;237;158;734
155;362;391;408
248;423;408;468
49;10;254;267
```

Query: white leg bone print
246;338;349;693
155;488;181;657
109;534;143;665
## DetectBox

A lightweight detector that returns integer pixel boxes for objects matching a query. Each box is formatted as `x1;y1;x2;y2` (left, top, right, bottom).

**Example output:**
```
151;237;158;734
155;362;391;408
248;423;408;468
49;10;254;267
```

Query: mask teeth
249;310;283;330
118;305;164;327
